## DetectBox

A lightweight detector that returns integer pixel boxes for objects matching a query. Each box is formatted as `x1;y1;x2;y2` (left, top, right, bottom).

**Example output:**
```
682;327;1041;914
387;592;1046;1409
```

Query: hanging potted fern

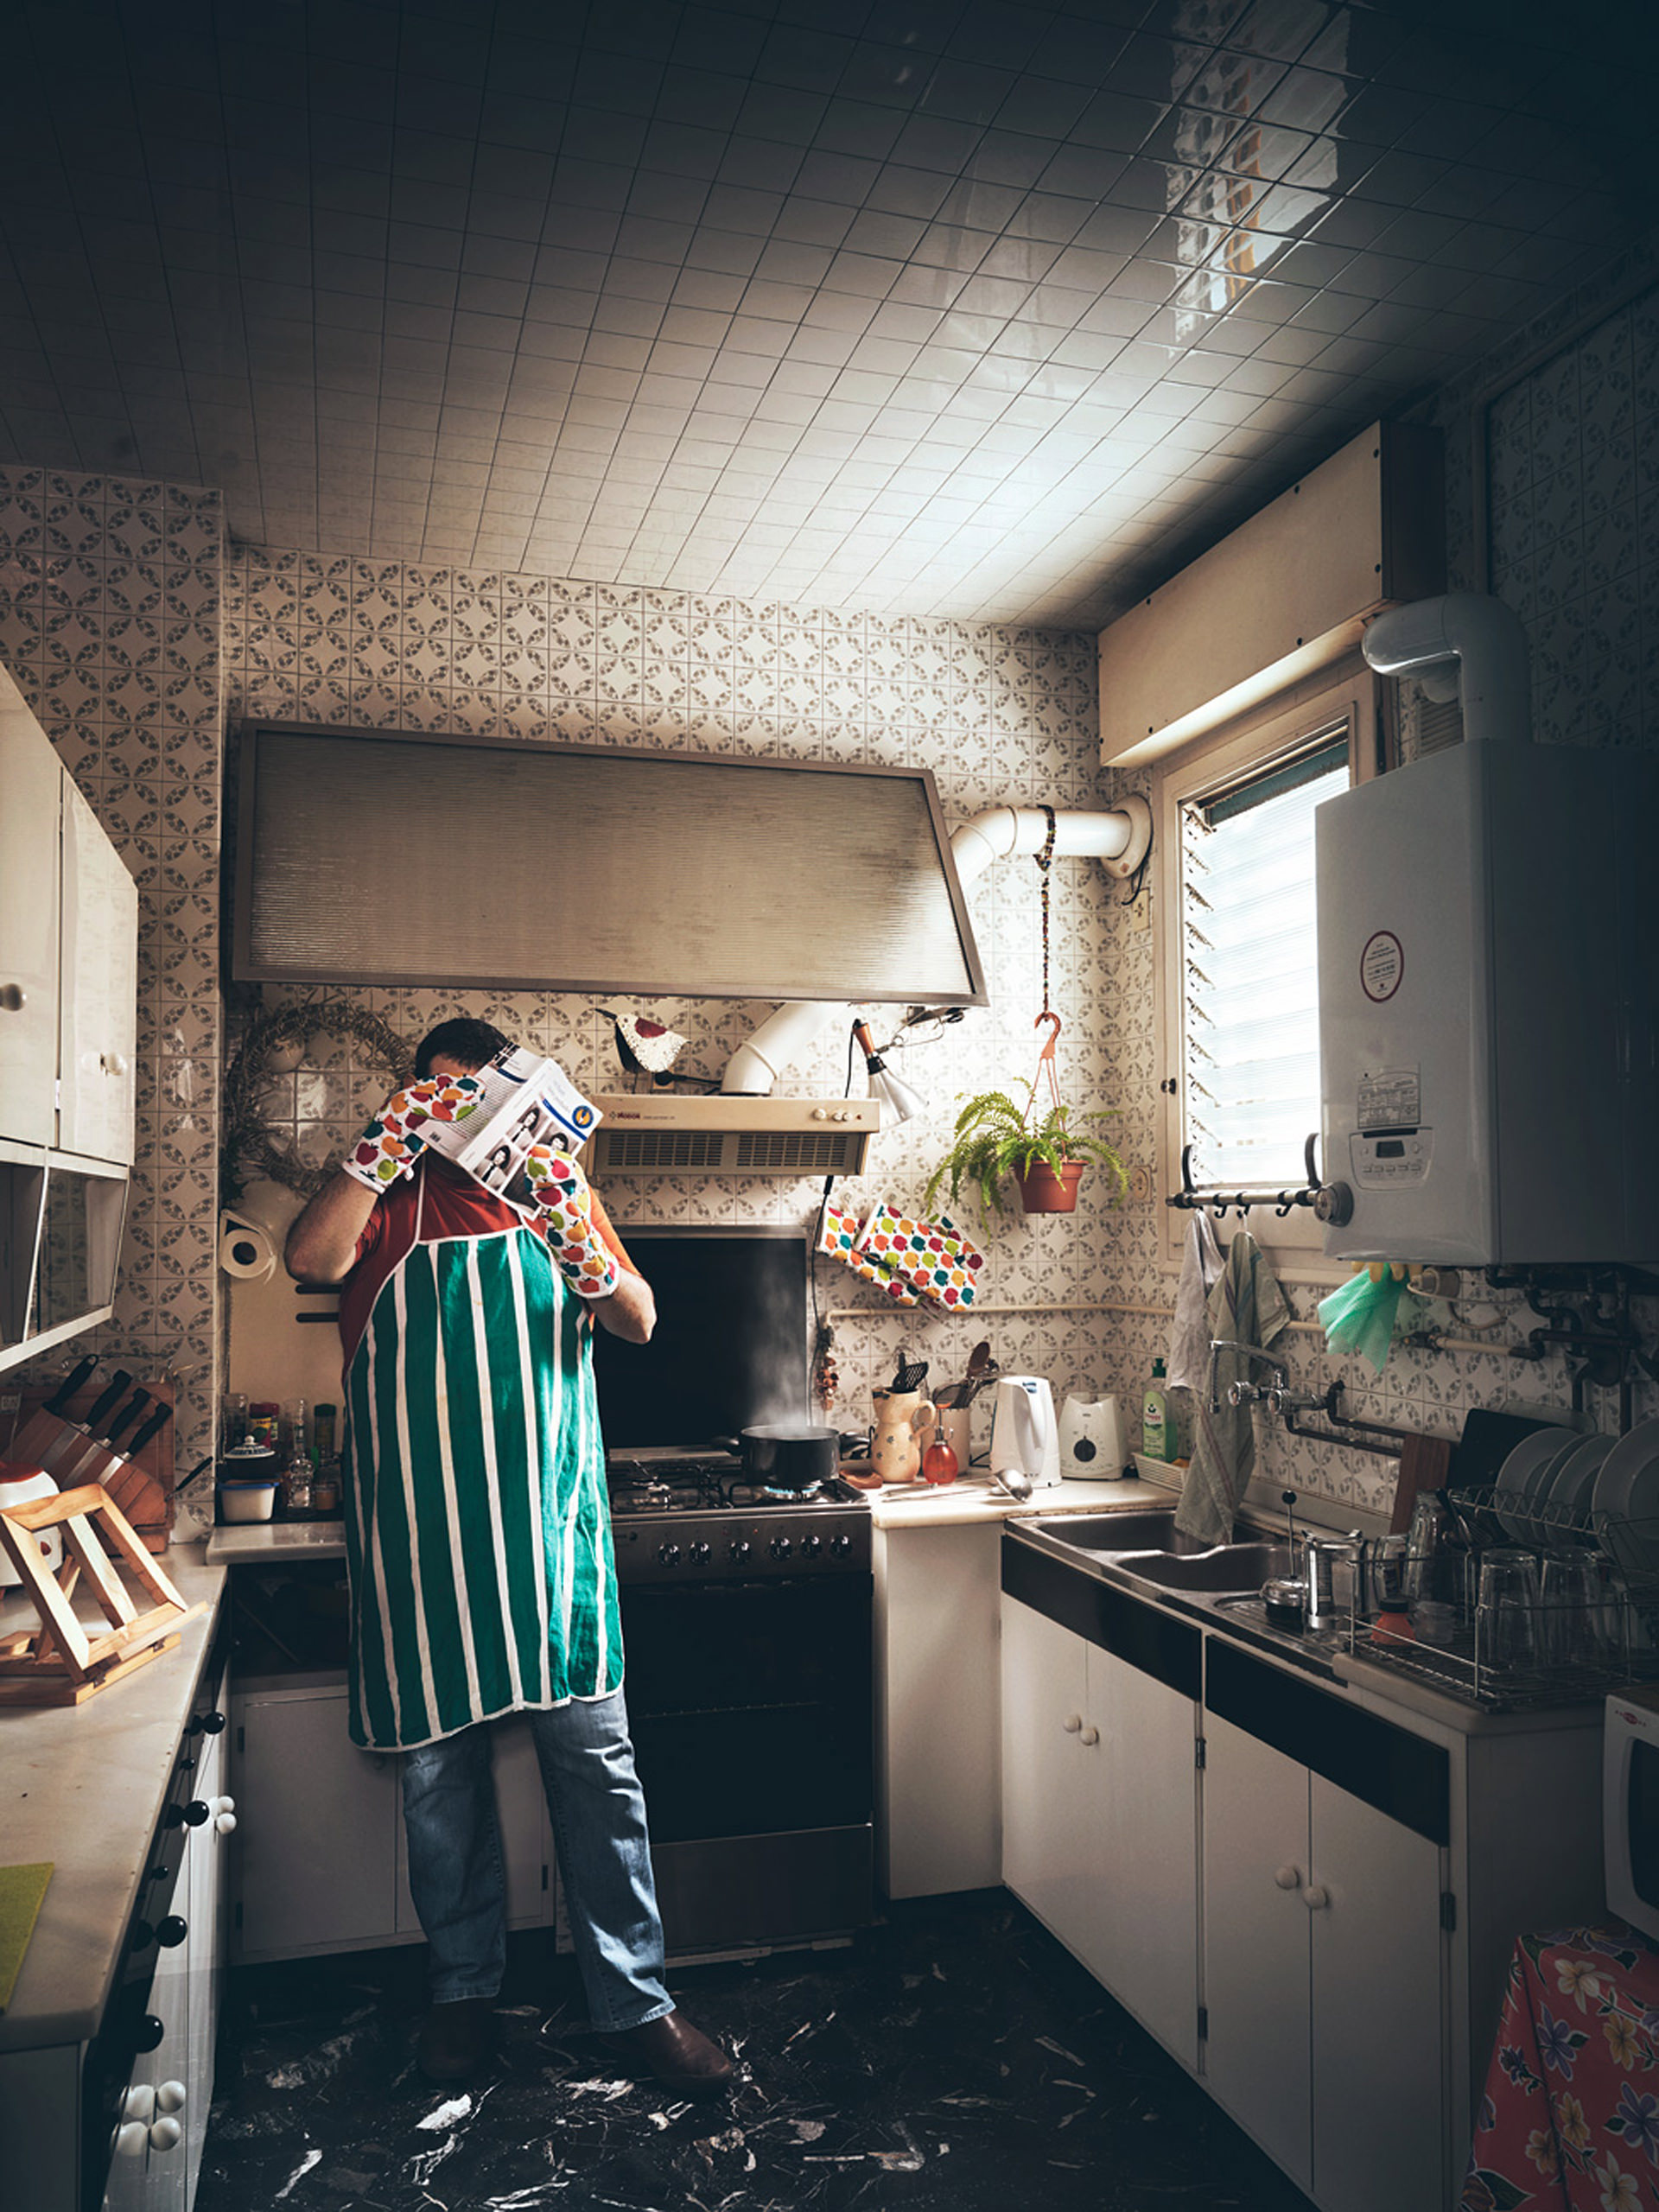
921;1082;1127;1222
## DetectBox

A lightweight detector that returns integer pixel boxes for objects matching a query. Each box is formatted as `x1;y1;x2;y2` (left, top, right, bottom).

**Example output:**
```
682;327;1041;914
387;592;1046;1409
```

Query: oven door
620;1574;873;1952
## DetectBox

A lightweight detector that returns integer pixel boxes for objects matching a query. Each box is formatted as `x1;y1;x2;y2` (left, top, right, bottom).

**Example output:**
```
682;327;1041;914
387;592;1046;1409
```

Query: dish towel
1166;1211;1225;1389
0;1863;53;2012
1175;1230;1290;1548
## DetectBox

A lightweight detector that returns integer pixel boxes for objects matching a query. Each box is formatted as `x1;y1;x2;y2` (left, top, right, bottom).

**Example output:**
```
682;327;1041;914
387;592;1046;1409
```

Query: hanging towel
1166;1211;1225;1389
1175;1230;1290;1548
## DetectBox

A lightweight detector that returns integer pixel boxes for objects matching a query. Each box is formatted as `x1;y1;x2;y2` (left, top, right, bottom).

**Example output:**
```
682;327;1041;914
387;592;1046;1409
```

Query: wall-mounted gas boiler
1316;593;1659;1267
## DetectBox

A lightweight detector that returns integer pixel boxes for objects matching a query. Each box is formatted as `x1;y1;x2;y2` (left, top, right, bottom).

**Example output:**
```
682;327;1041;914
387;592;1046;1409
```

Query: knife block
3;1379;176;1552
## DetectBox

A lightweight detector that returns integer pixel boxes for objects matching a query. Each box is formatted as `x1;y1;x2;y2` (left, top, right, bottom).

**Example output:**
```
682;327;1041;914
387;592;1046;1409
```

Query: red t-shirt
336;1158;632;1368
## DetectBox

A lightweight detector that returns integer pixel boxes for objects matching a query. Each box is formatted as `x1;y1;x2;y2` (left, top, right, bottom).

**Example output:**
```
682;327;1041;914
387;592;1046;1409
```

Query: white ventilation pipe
1360;591;1531;746
719;797;1154;1095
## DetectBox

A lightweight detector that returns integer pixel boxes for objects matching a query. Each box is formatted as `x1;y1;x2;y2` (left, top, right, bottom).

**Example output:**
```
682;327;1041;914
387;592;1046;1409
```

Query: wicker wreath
221;1000;413;1206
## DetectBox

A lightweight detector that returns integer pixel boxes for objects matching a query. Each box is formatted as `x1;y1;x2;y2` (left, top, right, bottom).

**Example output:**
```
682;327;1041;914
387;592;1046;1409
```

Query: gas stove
605;1452;871;1583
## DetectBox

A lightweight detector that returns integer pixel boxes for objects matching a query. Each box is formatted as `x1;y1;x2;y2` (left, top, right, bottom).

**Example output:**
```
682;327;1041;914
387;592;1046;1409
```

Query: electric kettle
988;1377;1062;1495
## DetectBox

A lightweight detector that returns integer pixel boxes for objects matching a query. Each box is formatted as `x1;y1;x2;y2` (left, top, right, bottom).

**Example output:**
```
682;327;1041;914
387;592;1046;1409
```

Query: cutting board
1389;1431;1454;1533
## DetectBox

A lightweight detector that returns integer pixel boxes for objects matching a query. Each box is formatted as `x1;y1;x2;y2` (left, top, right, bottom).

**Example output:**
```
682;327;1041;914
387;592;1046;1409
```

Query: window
1154;660;1376;1268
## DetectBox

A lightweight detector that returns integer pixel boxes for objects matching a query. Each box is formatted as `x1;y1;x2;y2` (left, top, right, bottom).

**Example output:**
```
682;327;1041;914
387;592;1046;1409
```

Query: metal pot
728;1423;840;1494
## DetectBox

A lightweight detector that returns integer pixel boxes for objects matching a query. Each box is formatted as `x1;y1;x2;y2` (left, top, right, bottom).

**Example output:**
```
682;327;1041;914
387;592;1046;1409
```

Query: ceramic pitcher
870;1387;938;1484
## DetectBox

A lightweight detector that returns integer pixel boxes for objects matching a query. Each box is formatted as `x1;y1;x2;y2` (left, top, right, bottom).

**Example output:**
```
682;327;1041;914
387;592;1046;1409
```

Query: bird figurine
597;1008;720;1091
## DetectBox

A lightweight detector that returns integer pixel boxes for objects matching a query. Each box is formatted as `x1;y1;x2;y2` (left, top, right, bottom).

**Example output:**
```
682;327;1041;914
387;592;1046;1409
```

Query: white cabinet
0;658;137;1375
1001;1548;1202;2068
58;774;137;1166
0;664;62;1148
231;1682;553;1962
1201;1644;1450;2212
875;1520;1003;1898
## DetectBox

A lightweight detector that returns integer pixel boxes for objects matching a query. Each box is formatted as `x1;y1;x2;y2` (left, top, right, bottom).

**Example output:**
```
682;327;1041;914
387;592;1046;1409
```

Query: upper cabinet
0;659;137;1373
0;669;63;1149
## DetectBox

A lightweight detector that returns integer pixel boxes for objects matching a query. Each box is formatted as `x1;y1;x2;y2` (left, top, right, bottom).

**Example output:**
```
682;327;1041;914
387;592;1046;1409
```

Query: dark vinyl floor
197;1891;1317;2212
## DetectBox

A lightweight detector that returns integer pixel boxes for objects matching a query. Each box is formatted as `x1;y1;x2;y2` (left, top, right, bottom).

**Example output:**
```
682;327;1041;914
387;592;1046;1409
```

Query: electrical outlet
1128;1164;1154;1203
1126;889;1151;933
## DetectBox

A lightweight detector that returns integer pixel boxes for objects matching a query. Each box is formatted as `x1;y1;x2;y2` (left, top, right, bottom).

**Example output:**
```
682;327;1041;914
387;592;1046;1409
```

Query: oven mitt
523;1145;620;1300
857;1199;985;1311
816;1203;923;1306
342;1075;483;1191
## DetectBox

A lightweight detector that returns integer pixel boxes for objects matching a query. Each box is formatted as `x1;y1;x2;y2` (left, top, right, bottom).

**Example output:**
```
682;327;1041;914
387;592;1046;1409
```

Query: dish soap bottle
1141;1358;1178;1464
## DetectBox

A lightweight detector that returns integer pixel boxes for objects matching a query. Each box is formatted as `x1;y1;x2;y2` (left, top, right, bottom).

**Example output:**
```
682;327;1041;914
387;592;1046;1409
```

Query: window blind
1180;734;1349;1192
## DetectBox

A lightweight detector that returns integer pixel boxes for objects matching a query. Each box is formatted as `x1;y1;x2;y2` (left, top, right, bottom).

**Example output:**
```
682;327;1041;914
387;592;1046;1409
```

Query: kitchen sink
1029;1510;1254;1557
1112;1541;1294;1592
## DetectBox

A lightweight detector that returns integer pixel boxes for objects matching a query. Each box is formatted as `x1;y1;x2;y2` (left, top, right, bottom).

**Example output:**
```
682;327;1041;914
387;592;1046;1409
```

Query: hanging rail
1166;1133;1328;1220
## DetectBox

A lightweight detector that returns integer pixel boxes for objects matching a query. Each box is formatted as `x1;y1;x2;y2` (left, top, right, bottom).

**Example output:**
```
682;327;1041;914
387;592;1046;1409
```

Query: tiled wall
221;561;1133;1452
0;466;224;1479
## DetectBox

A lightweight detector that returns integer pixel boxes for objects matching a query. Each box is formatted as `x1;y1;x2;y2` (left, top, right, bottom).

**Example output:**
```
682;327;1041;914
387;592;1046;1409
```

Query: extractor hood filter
588;1096;878;1176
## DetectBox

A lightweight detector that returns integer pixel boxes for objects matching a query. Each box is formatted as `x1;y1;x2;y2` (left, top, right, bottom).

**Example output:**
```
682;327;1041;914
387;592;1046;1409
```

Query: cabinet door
0;671;60;1148
1001;1598;1105;1965
184;1722;227;2210
394;1713;550;1933
1092;1644;1199;2067
880;1522;1002;1898
57;772;137;1165
1201;1710;1314;2196
1309;1774;1447;2212
231;1688;401;1958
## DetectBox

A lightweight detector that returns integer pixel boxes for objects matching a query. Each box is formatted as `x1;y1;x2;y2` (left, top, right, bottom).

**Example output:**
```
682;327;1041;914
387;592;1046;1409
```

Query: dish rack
1334;1483;1659;1712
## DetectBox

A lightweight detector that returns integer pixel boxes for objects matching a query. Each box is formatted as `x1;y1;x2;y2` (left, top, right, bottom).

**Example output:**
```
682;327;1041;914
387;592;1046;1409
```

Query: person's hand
523;1145;619;1299
340;1074;482;1192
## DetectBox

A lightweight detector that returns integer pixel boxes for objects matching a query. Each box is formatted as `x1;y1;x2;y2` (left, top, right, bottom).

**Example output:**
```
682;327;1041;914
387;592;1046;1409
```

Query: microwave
1604;1687;1659;1940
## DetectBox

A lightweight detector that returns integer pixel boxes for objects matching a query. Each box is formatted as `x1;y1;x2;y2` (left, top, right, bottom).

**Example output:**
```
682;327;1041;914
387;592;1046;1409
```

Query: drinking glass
1477;1548;1543;1675
1538;1554;1609;1670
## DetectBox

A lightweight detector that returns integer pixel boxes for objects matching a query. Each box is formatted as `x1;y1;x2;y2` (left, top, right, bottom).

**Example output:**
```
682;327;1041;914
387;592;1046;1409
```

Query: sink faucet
1205;1338;1289;1414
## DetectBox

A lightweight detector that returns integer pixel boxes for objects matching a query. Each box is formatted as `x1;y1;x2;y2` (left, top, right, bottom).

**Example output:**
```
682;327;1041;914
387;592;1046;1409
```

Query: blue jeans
400;1688;672;2033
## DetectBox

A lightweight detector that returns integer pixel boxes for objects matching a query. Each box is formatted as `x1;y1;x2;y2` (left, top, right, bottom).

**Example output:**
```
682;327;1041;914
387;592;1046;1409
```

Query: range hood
588;1095;879;1177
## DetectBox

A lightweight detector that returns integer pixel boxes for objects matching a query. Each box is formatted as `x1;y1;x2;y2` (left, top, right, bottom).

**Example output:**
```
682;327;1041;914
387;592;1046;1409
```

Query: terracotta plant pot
1015;1160;1087;1214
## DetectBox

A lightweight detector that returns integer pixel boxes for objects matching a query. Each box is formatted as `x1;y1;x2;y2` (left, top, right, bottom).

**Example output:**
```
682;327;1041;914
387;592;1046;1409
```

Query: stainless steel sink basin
1031;1510;1185;1552
1113;1541;1294;1592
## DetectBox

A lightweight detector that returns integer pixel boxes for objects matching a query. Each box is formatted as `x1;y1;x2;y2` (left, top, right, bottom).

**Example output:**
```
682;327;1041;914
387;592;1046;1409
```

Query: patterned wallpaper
220;563;1135;1462
0;466;224;1480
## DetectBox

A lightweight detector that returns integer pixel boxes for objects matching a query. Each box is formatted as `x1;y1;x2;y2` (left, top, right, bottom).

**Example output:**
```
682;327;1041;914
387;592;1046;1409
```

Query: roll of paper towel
219;1211;277;1282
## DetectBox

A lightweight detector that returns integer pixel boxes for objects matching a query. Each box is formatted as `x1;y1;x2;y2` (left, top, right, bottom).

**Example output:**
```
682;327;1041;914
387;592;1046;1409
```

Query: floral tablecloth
1462;1925;1659;2211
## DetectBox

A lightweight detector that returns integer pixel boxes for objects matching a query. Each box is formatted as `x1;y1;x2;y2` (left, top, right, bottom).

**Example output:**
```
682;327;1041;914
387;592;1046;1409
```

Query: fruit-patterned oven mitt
341;1075;483;1191
815;1201;923;1306
857;1199;985;1311
523;1144;620;1300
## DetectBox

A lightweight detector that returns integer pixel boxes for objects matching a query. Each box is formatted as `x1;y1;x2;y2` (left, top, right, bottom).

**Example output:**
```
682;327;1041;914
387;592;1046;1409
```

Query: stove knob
728;1539;751;1563
657;1542;682;1568
134;2014;165;2055
690;1541;712;1565
830;1533;853;1556
800;1534;822;1557
156;1915;188;1949
768;1535;793;1560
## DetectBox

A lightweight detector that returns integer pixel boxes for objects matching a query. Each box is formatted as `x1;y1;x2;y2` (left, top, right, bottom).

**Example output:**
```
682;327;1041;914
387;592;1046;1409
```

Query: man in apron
285;1018;733;2096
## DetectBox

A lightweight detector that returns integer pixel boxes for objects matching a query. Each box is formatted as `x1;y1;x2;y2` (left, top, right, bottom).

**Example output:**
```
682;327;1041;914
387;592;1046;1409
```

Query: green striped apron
340;1184;622;1751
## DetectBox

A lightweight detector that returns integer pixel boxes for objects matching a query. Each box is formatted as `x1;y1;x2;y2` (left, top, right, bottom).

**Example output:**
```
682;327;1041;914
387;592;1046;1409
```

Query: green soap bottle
1141;1357;1179;1462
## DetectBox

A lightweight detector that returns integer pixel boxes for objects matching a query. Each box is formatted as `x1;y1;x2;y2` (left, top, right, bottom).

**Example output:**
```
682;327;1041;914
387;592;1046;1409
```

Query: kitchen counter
0;1540;226;2050
865;1472;1173;1529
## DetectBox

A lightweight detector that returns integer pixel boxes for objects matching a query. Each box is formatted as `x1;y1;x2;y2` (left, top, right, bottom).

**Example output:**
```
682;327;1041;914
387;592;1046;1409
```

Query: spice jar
281;1443;313;1516
310;1456;341;1516
248;1402;280;1452
313;1403;337;1464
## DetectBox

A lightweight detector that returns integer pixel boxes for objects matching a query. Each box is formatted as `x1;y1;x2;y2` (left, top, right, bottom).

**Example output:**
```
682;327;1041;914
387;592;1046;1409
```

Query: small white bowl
218;1478;279;1524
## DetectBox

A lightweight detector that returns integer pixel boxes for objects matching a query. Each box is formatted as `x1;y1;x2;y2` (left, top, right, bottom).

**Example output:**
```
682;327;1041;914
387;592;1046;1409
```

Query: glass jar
310;1456;341;1516
220;1392;249;1453
281;1447;313;1516
248;1402;280;1452
313;1402;337;1463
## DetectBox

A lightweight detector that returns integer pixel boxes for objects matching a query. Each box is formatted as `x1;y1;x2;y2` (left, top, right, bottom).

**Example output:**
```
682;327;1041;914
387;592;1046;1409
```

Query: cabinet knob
1303;1884;1331;1910
1274;1865;1302;1891
0;983;24;1013
149;2115;183;2152
1062;1713;1083;1733
1078;1725;1100;1746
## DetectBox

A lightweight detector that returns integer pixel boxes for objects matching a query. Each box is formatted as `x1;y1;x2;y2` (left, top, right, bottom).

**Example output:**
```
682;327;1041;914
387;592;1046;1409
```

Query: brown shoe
600;2009;735;2096
417;1995;495;2084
